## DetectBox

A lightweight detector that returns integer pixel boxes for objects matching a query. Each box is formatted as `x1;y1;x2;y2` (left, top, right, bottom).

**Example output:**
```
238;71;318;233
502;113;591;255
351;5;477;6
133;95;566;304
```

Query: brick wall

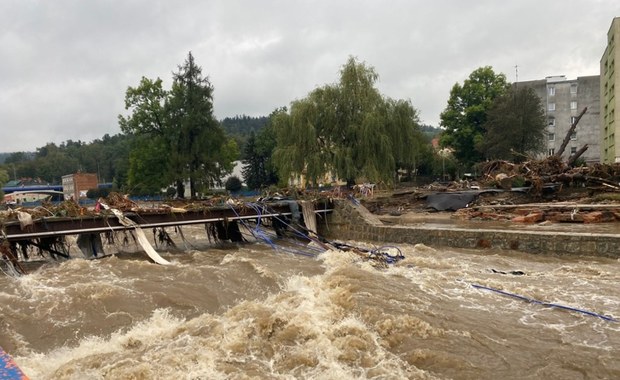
62;173;98;200
73;173;98;198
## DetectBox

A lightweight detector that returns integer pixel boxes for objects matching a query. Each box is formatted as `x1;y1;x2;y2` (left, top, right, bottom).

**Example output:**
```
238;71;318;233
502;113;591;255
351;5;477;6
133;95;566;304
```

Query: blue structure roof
2;185;63;194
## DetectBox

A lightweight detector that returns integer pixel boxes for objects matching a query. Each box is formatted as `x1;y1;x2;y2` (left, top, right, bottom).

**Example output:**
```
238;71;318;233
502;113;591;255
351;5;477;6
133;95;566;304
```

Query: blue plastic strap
472;284;617;322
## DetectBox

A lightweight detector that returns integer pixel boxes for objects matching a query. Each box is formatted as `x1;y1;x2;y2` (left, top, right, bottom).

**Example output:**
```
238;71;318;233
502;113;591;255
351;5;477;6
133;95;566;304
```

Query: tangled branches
479;156;620;196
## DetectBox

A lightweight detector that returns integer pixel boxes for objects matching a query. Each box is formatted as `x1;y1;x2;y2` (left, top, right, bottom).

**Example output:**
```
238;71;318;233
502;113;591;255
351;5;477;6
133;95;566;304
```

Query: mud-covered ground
360;183;620;224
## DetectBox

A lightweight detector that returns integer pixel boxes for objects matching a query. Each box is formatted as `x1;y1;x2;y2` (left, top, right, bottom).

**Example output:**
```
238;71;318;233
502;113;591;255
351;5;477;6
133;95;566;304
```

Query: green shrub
225;176;243;192
512;176;526;188
86;187;112;199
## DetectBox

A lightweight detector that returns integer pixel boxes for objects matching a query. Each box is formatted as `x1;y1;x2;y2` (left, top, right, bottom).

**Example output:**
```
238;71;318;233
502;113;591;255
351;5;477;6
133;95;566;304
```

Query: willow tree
384;98;427;179
272;57;422;186
119;52;237;198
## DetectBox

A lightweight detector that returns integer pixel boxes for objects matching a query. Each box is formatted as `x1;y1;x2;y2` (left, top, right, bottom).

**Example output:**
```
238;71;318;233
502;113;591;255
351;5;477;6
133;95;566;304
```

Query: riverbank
357;182;620;226
318;198;620;258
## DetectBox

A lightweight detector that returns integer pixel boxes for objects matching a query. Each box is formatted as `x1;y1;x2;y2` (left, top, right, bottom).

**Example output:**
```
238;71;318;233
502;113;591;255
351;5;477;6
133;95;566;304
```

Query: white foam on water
15;248;438;379
219;253;278;281
5;239;620;379
16;271;69;299
17;308;188;378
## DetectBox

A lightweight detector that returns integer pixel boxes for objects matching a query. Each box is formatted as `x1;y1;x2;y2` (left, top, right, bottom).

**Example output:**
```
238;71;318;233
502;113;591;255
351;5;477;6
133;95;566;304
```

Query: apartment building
601;16;620;163
518;75;600;163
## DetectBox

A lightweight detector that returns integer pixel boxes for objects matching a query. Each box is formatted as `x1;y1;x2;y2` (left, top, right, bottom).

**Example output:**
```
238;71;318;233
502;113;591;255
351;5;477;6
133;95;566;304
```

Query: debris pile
362;143;620;224
478;157;620;196
452;155;620;223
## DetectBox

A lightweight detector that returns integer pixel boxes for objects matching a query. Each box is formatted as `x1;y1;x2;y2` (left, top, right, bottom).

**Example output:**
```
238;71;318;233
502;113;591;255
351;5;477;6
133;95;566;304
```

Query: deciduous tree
272;57;423;186
0;135;132;189
439;66;509;168
127;135;169;195
34;143;80;183
119;52;237;198
479;85;547;162
225;175;243;193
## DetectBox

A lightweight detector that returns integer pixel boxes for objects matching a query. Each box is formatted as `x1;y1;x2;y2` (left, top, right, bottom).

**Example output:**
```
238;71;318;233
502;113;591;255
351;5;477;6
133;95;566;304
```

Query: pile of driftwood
479;156;620;196
0;192;228;224
454;202;620;224
455;154;620;223
452;107;620;223
479;107;620;196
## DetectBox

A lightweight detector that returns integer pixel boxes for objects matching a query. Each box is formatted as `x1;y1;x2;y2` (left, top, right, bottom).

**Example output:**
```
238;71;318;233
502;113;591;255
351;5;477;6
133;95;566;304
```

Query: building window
570;116;578;125
570;83;577;94
548;148;555;156
570;132;577;140
570;147;577;155
548;103;556;111
548;117;555;127
570;101;577;110
548;133;555;141
548;86;555;96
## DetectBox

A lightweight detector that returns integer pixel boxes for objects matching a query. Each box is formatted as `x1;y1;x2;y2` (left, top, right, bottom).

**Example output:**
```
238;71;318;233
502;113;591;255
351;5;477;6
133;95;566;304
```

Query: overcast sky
1;1;618;153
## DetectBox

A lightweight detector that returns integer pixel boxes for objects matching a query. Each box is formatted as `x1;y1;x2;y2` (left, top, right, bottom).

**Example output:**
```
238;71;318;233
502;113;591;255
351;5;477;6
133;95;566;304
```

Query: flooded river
0;226;619;379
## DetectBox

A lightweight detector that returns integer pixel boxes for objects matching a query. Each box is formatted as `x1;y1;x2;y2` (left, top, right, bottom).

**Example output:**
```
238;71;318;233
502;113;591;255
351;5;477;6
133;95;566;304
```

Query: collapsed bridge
1;198;333;274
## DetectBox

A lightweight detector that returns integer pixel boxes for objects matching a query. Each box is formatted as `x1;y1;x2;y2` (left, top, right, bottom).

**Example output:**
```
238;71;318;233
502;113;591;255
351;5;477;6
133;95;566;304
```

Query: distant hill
220;115;269;136
0;152;35;164
220;115;269;152
420;124;442;141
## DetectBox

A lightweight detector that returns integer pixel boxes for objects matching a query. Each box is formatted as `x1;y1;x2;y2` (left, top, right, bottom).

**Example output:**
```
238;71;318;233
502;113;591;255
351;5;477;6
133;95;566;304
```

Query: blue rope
255;203;328;252
472;284;618;322
228;202;407;263
227;203;277;249
228;202;319;257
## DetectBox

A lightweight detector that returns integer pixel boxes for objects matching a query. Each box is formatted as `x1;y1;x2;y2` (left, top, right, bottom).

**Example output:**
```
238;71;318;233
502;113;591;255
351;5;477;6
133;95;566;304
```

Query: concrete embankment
317;200;620;258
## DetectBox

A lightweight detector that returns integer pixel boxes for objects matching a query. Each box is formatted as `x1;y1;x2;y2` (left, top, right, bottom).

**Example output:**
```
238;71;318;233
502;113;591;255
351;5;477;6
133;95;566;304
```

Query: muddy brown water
1;226;618;379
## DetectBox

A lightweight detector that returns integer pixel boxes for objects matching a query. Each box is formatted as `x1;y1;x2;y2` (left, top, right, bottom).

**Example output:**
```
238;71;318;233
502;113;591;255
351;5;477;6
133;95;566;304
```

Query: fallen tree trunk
583;175;620;190
556;107;587;157
567;144;589;166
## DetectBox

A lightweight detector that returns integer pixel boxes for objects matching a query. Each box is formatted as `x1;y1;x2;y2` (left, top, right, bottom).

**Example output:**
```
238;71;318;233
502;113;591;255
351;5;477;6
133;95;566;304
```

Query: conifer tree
119;52;237;198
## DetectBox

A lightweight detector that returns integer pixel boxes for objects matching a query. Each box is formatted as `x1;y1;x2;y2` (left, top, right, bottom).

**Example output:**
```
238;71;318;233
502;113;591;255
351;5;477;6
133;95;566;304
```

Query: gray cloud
0;0;617;152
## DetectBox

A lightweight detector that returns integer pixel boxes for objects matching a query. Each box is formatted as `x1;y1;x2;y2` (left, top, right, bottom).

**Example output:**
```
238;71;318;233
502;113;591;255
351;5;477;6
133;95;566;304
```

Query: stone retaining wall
316;200;620;258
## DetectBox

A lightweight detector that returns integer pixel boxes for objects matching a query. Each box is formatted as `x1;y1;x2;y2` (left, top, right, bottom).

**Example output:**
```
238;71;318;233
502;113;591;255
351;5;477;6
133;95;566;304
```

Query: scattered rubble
363;111;620;227
362;154;620;224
